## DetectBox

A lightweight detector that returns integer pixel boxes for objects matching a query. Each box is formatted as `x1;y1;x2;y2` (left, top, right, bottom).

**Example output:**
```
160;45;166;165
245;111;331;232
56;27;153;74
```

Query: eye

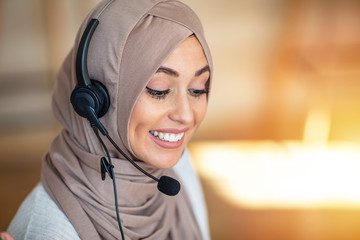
188;88;209;98
146;86;170;100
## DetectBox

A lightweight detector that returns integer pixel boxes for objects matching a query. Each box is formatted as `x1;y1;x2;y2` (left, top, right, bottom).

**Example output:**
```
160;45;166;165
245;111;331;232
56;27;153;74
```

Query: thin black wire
91;125;125;240
105;134;159;182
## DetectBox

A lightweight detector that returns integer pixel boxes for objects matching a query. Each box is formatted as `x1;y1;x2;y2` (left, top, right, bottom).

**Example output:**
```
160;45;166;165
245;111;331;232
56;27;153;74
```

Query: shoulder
7;183;80;240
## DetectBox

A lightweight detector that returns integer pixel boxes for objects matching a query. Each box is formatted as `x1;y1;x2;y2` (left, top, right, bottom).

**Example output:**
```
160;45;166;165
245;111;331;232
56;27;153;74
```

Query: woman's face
129;35;210;168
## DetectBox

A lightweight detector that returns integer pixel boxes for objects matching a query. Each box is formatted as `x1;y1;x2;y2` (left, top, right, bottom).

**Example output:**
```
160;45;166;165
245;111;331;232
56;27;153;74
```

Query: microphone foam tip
157;176;181;196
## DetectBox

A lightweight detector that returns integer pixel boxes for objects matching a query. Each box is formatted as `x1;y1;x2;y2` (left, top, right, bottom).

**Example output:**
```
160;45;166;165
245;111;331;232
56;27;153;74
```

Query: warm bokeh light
189;141;360;209
303;107;332;145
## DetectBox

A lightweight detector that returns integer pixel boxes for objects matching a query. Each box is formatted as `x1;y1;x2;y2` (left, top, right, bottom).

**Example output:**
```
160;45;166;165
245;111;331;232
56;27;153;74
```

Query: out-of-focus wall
0;0;98;131
187;0;360;142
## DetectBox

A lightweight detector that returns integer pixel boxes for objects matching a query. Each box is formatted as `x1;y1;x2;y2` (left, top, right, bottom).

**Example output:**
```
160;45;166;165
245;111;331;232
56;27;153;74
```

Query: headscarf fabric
41;0;213;239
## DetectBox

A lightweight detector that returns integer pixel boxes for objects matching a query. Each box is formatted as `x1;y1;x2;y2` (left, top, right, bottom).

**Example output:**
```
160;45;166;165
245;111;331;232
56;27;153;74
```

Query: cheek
129;97;149;153
131;97;164;129
194;98;208;124
129;95;164;153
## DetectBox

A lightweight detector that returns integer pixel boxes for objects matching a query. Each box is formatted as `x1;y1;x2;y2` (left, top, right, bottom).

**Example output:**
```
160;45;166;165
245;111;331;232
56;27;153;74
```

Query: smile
149;130;185;142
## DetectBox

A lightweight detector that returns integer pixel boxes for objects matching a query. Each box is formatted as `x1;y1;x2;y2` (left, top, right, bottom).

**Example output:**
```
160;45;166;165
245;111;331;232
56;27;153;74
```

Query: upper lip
150;128;189;134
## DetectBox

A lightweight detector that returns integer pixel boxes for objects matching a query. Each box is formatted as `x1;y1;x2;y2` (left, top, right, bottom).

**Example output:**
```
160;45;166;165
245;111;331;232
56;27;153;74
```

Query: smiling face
129;35;210;169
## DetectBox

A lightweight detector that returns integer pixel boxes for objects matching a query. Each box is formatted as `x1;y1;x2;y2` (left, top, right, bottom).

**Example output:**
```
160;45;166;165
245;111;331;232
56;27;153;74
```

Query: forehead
162;36;208;67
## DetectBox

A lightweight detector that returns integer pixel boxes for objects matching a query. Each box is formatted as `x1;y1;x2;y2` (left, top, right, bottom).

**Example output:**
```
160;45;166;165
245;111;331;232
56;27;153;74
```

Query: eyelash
146;87;209;100
146;87;170;100
189;88;209;98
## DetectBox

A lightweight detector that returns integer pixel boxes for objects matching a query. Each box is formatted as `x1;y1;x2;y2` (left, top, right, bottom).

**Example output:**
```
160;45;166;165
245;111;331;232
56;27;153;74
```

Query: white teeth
169;134;175;142
150;131;184;142
159;132;164;139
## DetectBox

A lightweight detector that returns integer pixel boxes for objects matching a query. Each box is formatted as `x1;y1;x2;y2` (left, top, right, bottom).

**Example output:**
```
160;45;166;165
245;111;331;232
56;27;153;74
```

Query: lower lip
149;132;185;149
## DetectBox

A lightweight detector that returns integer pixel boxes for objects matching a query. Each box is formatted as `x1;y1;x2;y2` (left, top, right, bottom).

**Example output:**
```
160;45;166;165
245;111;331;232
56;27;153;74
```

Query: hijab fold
41;0;213;239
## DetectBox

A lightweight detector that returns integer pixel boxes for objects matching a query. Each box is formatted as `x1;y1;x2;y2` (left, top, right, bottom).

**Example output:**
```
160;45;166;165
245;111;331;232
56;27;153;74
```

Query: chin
146;151;183;169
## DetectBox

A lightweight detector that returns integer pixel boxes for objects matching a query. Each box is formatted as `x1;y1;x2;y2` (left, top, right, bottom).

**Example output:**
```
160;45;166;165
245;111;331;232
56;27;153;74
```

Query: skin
129;35;210;169
0;232;14;240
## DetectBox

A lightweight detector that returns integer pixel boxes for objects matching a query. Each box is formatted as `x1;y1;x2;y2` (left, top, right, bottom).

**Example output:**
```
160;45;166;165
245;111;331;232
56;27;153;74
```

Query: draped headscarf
41;0;213;239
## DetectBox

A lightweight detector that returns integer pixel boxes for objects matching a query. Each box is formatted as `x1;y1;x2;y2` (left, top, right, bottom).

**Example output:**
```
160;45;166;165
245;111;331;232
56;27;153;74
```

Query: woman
7;0;213;239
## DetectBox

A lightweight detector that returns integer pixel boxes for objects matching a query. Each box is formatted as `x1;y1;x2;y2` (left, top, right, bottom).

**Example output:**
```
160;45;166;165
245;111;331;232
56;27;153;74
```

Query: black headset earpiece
70;19;110;135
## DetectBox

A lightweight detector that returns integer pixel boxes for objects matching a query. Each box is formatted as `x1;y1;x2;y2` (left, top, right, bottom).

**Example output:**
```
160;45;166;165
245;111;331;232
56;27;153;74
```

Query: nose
169;92;194;124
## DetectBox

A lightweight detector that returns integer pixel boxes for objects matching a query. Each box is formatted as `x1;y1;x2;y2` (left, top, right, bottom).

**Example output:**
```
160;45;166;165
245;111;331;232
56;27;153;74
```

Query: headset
70;17;109;136
69;1;180;239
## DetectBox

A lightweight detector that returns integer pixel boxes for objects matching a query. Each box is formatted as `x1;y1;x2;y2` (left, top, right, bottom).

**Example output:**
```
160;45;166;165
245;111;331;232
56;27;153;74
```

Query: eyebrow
156;65;210;78
195;65;210;77
156;67;179;77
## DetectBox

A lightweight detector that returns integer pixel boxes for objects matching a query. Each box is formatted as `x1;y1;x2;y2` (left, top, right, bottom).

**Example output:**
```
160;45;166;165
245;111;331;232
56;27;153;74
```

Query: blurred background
1;0;360;239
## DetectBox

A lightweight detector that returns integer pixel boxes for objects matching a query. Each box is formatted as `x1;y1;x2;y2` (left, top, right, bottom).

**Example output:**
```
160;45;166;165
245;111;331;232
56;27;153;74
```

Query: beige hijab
41;0;213;239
